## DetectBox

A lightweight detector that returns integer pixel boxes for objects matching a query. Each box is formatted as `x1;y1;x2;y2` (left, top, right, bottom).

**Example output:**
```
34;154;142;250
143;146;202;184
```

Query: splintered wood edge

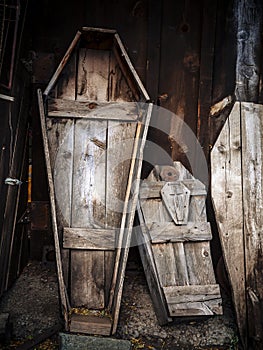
70;314;112;336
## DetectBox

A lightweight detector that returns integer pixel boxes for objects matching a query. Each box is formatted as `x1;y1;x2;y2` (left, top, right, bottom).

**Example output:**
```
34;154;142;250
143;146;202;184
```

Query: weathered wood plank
71;251;105;309
77;49;110;101
241;102;263;347
37;89;69;328
135;204;171;325
63;227;115;250
70;314;112;336
140;198;172;229
166;299;222;317
152;243;177;287
48;99;139;121
211;101;246;341
163;284;222;304
149;222;212;243
106;121;136;229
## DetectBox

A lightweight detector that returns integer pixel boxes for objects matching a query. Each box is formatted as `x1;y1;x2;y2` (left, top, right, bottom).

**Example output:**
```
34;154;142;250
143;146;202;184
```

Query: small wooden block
70;314;112;336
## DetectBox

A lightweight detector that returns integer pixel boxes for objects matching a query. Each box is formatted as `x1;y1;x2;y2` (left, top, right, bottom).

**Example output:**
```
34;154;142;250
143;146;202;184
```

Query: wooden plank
135;203;171;325
106;121;137;229
111;103;153;334
150;222;212;243
71;119;107;228
140;198;172;229
161;181;191;225
152;243;177;287
48;99;138;121
44;31;81;96
76;49;110;101
71;251;105;309
71;118;107;308
163;284;222;304
37;89;69;328
63;227;115;250
211;101;246;341
70;314;112;336
166;299;222;317
241;102;263;347
139;181;165;199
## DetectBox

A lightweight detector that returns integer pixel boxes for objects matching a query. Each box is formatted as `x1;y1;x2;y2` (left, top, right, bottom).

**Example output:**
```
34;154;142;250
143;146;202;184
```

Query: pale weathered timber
63;228;116;250
39;27;151;335
241;102;263;348
149;222;212;243
48;99;138;121
211;101;246;345
137;162;222;322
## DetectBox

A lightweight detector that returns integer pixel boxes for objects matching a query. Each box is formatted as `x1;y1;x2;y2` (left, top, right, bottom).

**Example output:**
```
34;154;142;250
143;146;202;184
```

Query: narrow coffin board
163;284;222;316
70;314;112;336
149;222;212;243
48;99;139;121
63;228;116;250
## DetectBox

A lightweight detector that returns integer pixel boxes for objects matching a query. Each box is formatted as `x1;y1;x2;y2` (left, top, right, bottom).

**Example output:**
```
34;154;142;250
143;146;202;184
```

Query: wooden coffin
136;162;222;325
37;27;152;335
211;102;263;349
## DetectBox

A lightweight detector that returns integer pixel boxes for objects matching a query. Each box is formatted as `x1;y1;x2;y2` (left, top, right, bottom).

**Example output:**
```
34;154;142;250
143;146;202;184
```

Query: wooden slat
70;118;107;308
163;284;222;304
149;222;212;243
166;299;222;317
241;102;263;346
211;101;246;339
37;89;69;328
77;49;110;102
63;228;115;250
70;314;112;336
44;31;81;97
48;99;138;121
111;103;153;334
140;198;172;229
152;243;177;287
135;204;171;325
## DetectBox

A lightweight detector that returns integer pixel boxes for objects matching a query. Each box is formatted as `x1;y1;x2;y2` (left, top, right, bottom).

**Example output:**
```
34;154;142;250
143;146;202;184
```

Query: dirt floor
0;253;239;350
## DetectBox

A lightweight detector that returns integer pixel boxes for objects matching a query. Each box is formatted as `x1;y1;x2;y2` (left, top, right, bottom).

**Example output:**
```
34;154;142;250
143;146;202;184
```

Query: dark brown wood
235;0;263;102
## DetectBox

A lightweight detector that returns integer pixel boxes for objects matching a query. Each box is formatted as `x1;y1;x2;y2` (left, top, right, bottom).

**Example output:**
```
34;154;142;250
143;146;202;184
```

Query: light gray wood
106;121;137;229
152;243;177;287
70;118;107;308
161;182;191;225
211;101;246;339
63;227;116;250
166;299;222;317
44;31;81;97
150;222;212;243
38;89;69;328
111;103;153;334
163;284;222;303
241;102;263;344
140;198;172;229
77;49;110;102
70;314;112;336
48;99;139;121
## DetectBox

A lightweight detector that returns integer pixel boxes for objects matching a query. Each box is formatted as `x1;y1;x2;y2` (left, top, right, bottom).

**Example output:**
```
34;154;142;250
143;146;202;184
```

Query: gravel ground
0;258;239;349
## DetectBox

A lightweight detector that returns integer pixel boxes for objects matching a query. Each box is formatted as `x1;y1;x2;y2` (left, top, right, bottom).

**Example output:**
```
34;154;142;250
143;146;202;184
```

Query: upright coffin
211;102;263;349
38;27;152;335
136;162;222;325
